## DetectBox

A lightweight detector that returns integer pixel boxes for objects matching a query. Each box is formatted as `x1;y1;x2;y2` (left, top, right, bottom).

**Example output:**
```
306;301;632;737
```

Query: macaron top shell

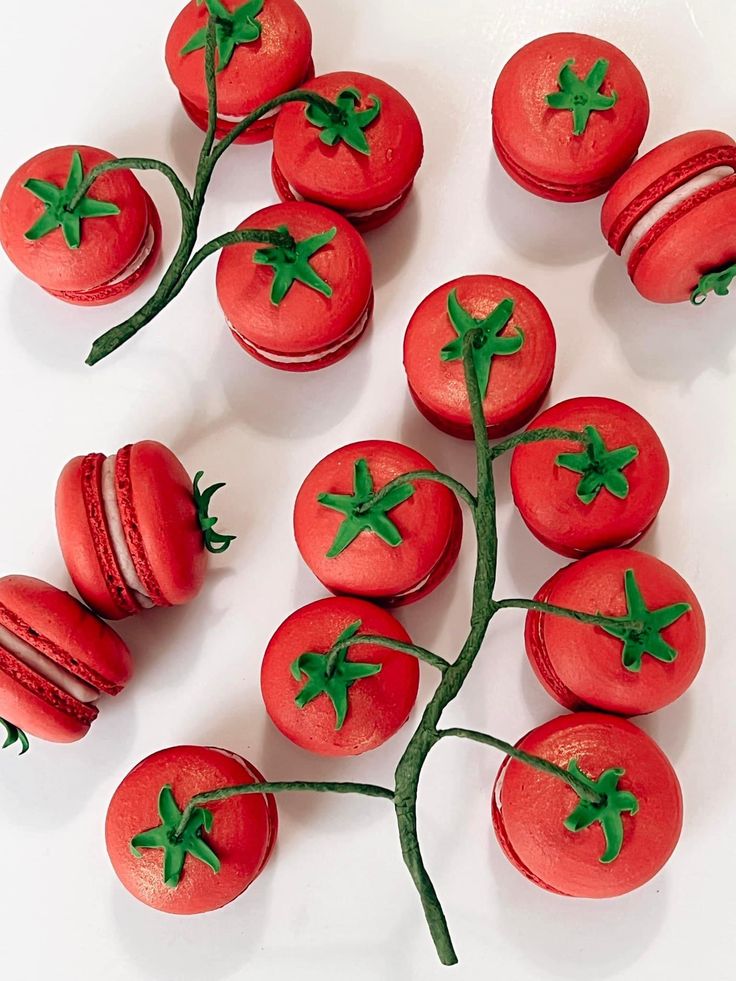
493;712;682;898
273;71;424;213
527;550;706;715
294;440;458;599
492;33;649;197
0;146;150;293
165;0;313;118
106;745;277;915
261;597;419;756
404;275;556;435
511;397;669;556
217;202;373;355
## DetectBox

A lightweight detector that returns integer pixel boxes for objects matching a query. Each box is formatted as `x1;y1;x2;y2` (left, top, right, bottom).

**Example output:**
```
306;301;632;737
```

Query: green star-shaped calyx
691;261;736;305
440;290;524;398
253;225;337;305
0;718;29;756
317;458;415;558
556;425;639;505
563;760;639;863
193;471;237;554
291;620;383;729
599;569;691;672
23;150;120;250
305;87;382;156
545;58;618;136
130;785;220;888
181;0;265;73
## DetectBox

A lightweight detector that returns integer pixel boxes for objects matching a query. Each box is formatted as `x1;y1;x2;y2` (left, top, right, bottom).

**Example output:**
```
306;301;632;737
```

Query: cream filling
227;307;370;365
621;166;734;262
104;224;156;288
218;107;280;123
0;623;99;704
284;181;404;219
101;455;155;610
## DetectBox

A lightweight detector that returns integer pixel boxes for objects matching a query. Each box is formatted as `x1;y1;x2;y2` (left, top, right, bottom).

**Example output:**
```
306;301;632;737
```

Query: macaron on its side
492;712;683;898
272;71;424;225
403;275;557;440
492;33;650;202
166;0;314;146
106;745;277;915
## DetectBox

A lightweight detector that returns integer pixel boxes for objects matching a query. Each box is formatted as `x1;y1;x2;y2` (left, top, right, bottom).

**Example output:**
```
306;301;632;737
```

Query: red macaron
294;440;462;606
261;597;419;756
526;549;706;716
217;202;373;370
166;0;314;144
492;33;649;202
511;397;669;557
106;745;277;914
602;129;736;303
0;145;161;305
55;441;234;620
492;712;682;898
272;71;424;230
0;575;132;743
403;275;556;439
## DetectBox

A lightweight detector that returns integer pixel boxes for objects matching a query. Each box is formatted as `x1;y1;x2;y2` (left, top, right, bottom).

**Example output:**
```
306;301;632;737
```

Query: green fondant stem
67;157;193;216
490;427;588;460
361;469;477;514
495;597;645;634
325;634;450;674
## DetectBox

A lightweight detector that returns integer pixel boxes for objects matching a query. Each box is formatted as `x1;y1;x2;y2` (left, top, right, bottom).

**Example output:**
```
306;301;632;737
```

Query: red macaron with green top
55;441;235;620
403;275;556;439
217;201;373;370
0;145;161;305
166;0;314;144
261;597;419;756
294;441;462;606
526;549;706;716
106;745;277;915
511;397;669;557
492;712;682;898
602;129;736;304
272;70;424;230
492;33;649;202
0;575;132;744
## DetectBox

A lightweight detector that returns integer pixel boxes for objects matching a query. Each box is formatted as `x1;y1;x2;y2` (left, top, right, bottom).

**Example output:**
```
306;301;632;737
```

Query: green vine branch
365;469;477;513
494;597;645;633
325;633;450;674
490;427;589;460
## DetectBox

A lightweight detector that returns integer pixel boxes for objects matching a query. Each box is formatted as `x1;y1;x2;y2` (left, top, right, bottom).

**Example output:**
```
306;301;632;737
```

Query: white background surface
0;1;734;978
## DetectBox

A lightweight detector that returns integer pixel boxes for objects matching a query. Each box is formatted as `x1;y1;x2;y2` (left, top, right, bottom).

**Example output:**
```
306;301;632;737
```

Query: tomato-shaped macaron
217;202;373;370
56;441;236;620
166;0;314;144
403;275;556;439
602;130;736;304
526;549;706;716
106;745;277;914
492;33;649;202
492;712;682;898
294;441;462;605
0;146;161;305
272;71;424;231
261;597;419;755
0;575;132;744
511;397;669;557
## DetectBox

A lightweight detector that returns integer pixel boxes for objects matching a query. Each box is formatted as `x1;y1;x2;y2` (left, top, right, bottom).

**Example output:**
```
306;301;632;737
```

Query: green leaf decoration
182;0;265;72
305;87;382;156
598;569;691;673
556;425;639;505
440;290;524;399
193;471;237;554
563;760;639;863
0;718;29;756
130;785;220;888
317;458;415;558
691;261;736;305
545;58;618;136
23;150;120;250
253;225;336;305
291;620;383;729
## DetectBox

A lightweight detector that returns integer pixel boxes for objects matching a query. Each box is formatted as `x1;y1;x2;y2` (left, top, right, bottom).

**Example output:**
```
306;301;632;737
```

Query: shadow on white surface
365;192;422;288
